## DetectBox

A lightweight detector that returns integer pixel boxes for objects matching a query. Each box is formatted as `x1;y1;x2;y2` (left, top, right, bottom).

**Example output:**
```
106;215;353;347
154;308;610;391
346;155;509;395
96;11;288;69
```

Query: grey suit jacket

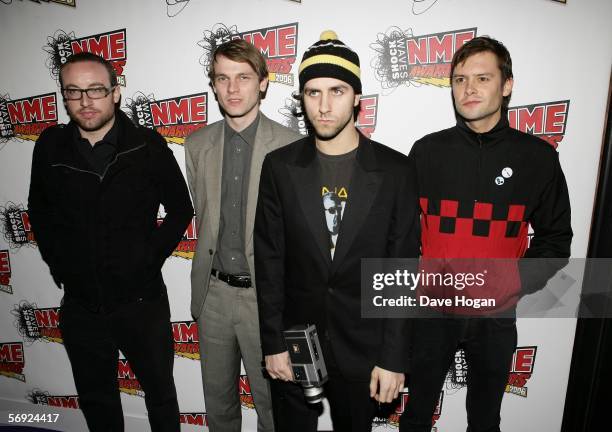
185;113;301;318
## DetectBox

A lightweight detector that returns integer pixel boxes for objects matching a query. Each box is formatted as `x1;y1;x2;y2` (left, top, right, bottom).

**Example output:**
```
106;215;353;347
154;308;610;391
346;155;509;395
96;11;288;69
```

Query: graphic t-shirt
317;148;357;259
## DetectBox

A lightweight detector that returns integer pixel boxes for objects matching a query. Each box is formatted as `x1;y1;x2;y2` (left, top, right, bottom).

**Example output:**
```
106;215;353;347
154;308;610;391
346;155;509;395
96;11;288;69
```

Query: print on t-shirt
322;186;348;258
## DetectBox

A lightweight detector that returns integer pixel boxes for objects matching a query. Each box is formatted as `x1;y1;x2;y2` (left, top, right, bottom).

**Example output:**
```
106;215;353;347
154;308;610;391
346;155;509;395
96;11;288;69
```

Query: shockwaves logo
445;346;537;398
279;94;379;138
0;92;58;144
374;390;443;430
505;346;537;397
0;203;35;249
239;374;255;409
173;320;199;360
180;412;208;428
412;0;441;15
370;27;476;93
0;250;12;294
124;92;207;145
0;0;75;6
199;23;298;86
158;215;197;259
508;100;570;149
118;359;144;397
0;342;25;382
12;301;62;345
28;389;79;409
44;28;127;86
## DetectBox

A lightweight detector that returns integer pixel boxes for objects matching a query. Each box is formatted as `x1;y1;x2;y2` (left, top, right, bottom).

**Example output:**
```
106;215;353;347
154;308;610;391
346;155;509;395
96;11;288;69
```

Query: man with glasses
28;52;193;432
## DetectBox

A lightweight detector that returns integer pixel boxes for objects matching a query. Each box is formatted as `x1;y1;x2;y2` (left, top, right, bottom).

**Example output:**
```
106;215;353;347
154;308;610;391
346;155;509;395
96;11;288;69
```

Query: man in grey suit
185;39;301;432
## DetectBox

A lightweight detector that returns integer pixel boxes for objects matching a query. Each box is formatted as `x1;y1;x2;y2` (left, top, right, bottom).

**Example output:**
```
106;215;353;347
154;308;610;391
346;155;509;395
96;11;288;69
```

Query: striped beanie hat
298;30;361;94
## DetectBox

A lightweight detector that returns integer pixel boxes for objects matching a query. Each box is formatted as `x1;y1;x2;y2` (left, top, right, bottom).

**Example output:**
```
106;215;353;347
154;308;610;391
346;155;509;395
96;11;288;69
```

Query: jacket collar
456;111;510;147
294;130;378;171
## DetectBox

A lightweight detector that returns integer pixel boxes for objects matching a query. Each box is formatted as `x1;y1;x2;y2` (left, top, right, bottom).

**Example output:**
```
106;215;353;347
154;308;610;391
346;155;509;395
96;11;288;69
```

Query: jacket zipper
51;144;147;182
476;134;483;202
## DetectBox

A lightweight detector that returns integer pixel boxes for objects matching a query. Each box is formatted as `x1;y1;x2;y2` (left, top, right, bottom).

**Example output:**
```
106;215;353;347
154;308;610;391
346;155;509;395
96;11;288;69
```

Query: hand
265;351;294;382
369;366;404;403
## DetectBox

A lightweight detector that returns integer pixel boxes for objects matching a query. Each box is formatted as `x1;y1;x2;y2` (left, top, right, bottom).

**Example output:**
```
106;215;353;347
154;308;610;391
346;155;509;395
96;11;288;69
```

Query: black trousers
270;339;377;432
59;293;179;432
400;318;517;432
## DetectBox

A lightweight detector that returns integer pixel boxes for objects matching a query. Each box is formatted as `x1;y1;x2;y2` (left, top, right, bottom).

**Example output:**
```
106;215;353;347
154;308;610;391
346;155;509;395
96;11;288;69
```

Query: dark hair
59;52;118;88
208;39;268;83
451;36;513;109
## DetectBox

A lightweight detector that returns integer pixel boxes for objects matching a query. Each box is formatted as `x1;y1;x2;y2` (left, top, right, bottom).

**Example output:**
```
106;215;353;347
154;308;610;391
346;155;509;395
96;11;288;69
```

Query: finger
369;373;378;398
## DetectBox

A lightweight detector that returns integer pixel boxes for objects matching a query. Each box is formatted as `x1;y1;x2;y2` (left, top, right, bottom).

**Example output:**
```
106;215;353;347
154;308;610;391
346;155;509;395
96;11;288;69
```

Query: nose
319;92;331;114
465;78;477;95
80;92;93;106
228;77;239;93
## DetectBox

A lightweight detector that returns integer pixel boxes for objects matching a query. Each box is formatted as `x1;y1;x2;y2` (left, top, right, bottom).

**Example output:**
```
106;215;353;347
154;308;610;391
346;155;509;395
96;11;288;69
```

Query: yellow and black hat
298;30;361;94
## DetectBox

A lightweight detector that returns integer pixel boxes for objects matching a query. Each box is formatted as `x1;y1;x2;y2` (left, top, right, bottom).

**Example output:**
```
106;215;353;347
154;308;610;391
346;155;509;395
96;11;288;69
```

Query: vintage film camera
283;324;328;403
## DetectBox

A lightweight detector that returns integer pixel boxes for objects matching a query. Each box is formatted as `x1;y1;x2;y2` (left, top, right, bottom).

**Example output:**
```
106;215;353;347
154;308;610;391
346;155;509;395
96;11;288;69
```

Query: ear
354;94;360;107
112;85;121;104
502;77;514;97
259;76;269;93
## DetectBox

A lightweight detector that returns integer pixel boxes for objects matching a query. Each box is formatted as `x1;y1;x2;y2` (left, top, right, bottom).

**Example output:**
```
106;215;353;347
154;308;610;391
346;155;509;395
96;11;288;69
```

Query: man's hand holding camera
265;351;294;381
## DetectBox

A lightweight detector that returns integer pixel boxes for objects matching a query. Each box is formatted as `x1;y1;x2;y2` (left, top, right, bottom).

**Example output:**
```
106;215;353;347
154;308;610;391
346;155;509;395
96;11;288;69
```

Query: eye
65;89;80;98
239;74;251;80
453;77;464;84
89;87;107;97
215;76;228;83
305;89;319;97
478;76;490;82
332;88;344;95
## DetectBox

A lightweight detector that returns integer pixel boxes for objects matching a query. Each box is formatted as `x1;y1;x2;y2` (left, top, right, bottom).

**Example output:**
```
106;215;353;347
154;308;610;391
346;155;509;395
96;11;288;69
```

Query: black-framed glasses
61;85;116;100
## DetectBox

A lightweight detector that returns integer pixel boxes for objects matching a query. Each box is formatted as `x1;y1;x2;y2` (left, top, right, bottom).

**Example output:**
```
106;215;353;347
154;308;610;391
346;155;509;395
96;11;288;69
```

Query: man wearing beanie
254;31;420;432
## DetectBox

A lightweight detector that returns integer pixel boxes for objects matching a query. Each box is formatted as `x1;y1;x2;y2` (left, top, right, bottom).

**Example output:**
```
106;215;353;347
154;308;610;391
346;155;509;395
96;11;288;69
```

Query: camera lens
303;385;325;404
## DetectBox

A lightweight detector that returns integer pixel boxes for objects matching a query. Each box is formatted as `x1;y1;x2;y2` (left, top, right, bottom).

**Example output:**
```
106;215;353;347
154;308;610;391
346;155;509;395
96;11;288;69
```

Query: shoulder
507;127;558;159
367;138;410;170
184;119;224;151
412;126;457;152
266;135;310;162
260;114;303;143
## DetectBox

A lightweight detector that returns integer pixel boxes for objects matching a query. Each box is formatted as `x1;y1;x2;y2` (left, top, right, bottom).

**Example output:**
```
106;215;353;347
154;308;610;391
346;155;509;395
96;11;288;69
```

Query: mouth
462;100;481;107
78;110;99;119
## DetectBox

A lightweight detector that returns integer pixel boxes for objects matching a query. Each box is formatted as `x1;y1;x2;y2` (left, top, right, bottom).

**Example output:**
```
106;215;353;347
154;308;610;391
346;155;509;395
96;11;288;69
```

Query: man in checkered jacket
399;37;572;432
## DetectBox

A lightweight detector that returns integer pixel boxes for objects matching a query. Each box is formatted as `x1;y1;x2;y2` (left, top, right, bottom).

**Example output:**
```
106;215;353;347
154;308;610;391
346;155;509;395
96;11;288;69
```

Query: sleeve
184;136;198;211
519;151;572;294
149;131;194;265
377;153;421;372
27;134;62;285
254;155;288;356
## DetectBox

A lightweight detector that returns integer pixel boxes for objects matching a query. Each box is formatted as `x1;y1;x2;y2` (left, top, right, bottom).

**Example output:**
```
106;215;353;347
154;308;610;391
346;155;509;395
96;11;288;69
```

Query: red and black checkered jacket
409;116;572;310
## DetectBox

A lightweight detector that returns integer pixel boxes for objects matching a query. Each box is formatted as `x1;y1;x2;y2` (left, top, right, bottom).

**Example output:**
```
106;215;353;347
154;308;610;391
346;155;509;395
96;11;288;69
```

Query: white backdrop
1;0;611;431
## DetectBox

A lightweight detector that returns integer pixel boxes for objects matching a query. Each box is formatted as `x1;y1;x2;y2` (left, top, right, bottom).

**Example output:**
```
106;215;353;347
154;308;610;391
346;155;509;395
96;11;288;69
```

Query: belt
211;269;252;288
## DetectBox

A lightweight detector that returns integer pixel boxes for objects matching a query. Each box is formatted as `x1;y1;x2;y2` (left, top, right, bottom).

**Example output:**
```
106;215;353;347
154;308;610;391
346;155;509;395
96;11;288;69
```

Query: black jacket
28;110;193;309
254;133;420;380
409;115;572;307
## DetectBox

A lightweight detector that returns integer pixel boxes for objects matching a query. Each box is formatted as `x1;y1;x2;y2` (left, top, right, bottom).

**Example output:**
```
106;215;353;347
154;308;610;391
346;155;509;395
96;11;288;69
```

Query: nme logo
28;389;80;409
199;23;298;86
279;94;379;138
239;374;255;409
505;346;537;398
508;100;570;149
0;250;12;294
124;92;207;145
0;93;58;143
117;359;144;398
371;27;476;91
173;320;200;360
44;29;127;86
0;203;35;249
180;413;209;427
12;301;62;344
0;342;25;382
377;390;443;429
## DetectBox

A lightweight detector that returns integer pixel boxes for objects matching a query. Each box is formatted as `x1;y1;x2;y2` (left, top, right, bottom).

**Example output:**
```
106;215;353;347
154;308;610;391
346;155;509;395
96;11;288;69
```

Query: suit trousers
59;292;179;432
399;318;517;432
197;276;273;432
269;337;377;432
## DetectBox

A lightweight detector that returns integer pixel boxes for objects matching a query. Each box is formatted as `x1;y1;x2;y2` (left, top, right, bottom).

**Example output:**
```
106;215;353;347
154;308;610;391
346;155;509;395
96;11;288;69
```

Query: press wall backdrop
1;0;611;431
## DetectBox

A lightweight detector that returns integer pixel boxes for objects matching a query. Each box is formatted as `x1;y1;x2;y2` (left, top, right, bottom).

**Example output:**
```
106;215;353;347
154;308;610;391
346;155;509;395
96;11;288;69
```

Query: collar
295;130;378;171
455;111;510;147
72;115;119;148
224;112;260;147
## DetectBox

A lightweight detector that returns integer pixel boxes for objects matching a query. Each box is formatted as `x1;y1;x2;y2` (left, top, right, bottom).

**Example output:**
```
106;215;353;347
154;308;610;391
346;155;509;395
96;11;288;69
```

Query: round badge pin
502;167;513;179
495;176;505;186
